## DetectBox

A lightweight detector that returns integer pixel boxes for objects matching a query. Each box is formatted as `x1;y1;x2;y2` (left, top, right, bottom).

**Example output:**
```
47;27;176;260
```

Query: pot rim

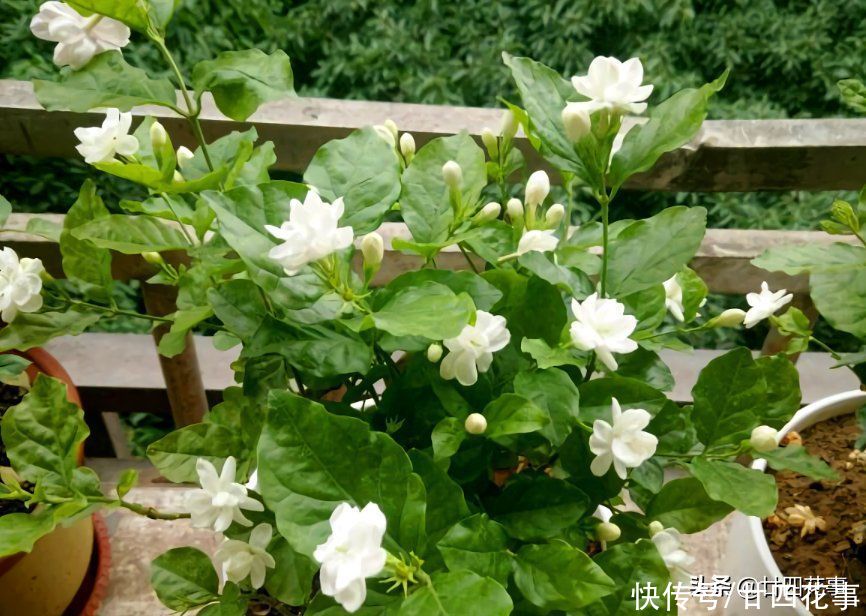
746;388;866;613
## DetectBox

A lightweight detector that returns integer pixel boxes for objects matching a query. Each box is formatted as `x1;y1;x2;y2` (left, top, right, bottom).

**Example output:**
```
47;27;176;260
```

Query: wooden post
141;282;209;426
761;293;818;362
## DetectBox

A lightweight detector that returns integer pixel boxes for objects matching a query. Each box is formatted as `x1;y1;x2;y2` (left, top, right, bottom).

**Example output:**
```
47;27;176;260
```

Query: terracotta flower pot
0;347;110;616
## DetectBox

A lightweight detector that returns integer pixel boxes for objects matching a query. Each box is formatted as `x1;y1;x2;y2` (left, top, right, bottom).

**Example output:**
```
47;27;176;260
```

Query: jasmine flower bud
750;425;779;453
176;146;195;171
172;170;184;183
399;133;415;163
596;521;621;542
506;198;524;221
442;160;462;189
480;127;498;157
525;170;550;208
648;521;664;537
360;232;384;267
546;203;565;227
562;104;592;142
384;119;399;141
142;251;164;266
426;343;443;363
474;202;501;223
464;413;488;435
373;124;396;147
500;109;518;140
150;120;168;149
708;308;747;328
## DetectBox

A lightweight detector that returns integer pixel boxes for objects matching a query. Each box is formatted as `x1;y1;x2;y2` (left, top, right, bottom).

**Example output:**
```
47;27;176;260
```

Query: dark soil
764;414;866;615
0;381;29;517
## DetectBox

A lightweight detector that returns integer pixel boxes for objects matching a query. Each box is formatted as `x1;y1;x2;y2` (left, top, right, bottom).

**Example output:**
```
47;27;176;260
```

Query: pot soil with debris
764;414;866;614
0;381;29;517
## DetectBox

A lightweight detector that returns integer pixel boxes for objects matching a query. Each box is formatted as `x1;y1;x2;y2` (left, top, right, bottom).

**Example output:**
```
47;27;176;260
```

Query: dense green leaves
192;50;295;121
606;206;707;296
304;127;401;233
437;514;511;584
150;547;220;612
753;243;866;275
368;282;475;340
378;270;502;312
810;267;866;339
589;541;672;616
645;477;732;533
60;180;113;301
513;541;615;611
513;368;580;446
400;133;486;243
482;394;550;441
398;571;512;616
690;457;777;517
34;52;177;112
146;422;248;483
488;474;589;541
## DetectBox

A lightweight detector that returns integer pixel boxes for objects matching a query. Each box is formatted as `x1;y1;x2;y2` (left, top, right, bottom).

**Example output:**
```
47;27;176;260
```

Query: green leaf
157;306;214;358
482;393;550;441
0;311;100;352
116;468;138;499
614;348;674;392
484;271;567;345
519;251;594;297
754;355;801;428
265;537;317;606
513;541;615;611
304;127;401;234
437;514;512;584
257;391;421;556
377;270;502;312
839;78;866;114
208;279;268;339
609;71;728;189
578;377;668;422
0;509;57;558
513;368;581;447
0;354;30;382
0;375;86;485
811;266;866;338
606;206;707;296
146;423;247;483
370;282;475;340
72;214;189;254
33;52;177;112
759;444;839;481
400;132;486;243
397;571;512;616
192;50;295;121
121;194;195;222
645;477;732;533
488;474;589;541
0;195;10;227
690;457;777;517
521;338;586;370
431;417;466;462
502;53;582;172
752;243;866;275
408;450;470;555
677;267;709;322
60;180;113;301
150;547;220;612
67;0;178;32
590;540;673;616
25;217;62;242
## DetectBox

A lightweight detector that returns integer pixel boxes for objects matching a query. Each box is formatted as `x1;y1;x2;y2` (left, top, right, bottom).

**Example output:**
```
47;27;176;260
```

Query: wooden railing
1;79;863;455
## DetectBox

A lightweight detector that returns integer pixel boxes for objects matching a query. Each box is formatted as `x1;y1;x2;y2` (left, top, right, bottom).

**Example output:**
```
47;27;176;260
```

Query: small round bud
506;198;524;220
750;425;779;453
708;308;747;328
596;522;621;542
442;160;463;189
399;133;415;163
561;104;592;142
150;120;168;149
546;203;565;227
176;146;195;171
384;119;399;140
648;521;664;537
142;251;164;266
426;343;443;363
361;232;384;267
173;170;184;183
525;170;550;207
500;109;519;139
373;124;396;147
475;202;501;223
480;127;498;156
464;413;487;435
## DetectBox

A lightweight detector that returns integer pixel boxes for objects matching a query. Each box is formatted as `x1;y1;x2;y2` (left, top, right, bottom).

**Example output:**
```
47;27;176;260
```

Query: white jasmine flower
662;275;685;322
314;502;388;613
571;56;653;115
651;528;695;583
569;293;638;371
743;281;793;328
750;425;779;453
266;191;354;276
464;413;487;435
73;108;139;164
214;523;276;589
589;397;657;479
524;170;550;207
0;247;44;323
561;104;592;142
185;457;264;532
516;229;558;256
30;1;131;70
440;311;511;386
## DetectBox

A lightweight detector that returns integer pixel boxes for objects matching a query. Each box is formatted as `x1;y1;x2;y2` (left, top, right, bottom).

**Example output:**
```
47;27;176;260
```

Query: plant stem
458;243;479;273
160;192;196;245
119;499;190;520
68;298;173;323
810;336;842;360
599;195;610;297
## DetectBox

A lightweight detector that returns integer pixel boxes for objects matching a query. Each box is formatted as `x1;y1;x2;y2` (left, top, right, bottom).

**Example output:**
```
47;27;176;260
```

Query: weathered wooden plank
4;79;866;191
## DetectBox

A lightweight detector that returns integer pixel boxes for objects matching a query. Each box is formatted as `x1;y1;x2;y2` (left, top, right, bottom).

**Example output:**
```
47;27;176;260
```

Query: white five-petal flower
440;311;511;386
569;293;638;371
662;275;685;322
30;2;131;69
589;397;658;479
0;247;44;323
185;457;264;533
73;108;139;164
516;229;559;256
314;502;388;613
743;281;793;328
265;191;354;276
651;527;695;583
569;56;654;116
214;523;276;589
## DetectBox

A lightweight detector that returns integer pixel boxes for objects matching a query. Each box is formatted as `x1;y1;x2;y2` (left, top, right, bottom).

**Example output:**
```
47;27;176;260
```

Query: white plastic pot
722;389;866;616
